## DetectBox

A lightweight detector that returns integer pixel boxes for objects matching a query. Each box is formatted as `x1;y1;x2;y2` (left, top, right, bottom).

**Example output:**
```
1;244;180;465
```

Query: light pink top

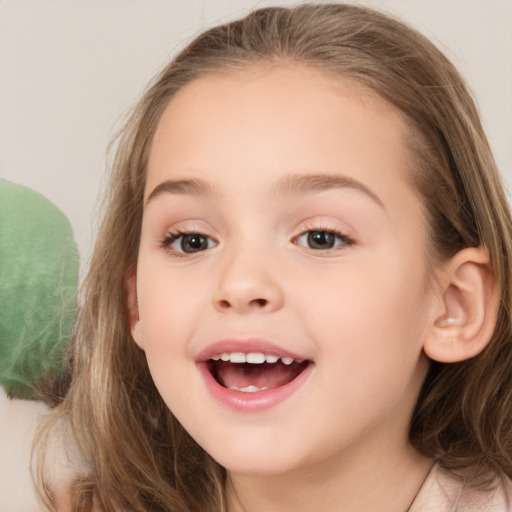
411;464;512;511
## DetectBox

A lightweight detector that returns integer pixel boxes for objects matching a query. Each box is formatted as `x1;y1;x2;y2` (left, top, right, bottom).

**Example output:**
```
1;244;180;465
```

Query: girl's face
131;65;435;476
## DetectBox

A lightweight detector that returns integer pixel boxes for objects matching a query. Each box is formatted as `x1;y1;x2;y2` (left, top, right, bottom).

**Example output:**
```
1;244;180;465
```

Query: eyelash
293;226;354;252
160;230;217;256
160;226;354;257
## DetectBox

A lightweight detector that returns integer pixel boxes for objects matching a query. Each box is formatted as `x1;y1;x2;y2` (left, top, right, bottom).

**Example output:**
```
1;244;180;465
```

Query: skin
130;64;439;512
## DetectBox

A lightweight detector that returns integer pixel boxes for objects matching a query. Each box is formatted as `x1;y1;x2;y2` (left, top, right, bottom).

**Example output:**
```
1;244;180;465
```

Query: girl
35;3;512;511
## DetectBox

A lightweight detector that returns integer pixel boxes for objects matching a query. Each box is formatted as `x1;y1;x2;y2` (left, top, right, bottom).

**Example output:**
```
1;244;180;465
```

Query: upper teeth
210;352;297;365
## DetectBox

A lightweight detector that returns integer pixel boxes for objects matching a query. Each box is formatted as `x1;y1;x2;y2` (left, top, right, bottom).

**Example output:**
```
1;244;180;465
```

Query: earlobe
424;247;499;363
126;269;144;350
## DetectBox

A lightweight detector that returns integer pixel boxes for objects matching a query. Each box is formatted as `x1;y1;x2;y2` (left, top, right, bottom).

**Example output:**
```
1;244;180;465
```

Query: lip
196;339;307;362
196;338;313;412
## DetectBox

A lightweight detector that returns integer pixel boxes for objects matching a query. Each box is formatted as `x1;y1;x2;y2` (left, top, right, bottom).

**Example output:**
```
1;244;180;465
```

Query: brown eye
296;230;352;250
308;231;336;249
180;234;209;253
163;232;216;254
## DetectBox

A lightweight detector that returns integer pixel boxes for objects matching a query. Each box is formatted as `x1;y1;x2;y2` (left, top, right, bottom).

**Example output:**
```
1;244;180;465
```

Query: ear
424;247;499;363
126;268;144;350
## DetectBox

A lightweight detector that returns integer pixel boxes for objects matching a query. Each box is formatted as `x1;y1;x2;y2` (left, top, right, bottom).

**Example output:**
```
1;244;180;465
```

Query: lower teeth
229;385;270;393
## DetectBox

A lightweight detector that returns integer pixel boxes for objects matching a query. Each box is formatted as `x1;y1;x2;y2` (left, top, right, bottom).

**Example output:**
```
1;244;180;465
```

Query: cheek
135;269;202;408
134;263;211;385
296;251;429;371
138;260;207;327
298;263;429;438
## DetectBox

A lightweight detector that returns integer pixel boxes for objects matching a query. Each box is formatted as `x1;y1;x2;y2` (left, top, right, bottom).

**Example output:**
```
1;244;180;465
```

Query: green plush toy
0;179;78;399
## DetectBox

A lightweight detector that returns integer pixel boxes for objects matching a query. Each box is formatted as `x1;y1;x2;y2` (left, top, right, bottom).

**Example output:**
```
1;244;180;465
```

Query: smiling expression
130;64;434;476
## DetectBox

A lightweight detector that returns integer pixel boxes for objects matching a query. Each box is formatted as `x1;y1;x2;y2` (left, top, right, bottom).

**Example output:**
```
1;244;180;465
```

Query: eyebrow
275;173;385;209
145;178;217;205
145;173;384;209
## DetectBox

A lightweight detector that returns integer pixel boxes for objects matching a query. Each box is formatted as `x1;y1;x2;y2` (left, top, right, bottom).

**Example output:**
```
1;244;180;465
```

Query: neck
226;438;433;512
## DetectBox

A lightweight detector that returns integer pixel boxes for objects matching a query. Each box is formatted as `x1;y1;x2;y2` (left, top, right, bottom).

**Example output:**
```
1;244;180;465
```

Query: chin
199;433;314;477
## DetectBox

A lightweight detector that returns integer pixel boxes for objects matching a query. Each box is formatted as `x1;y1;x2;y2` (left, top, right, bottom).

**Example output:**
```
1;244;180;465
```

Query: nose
212;248;284;314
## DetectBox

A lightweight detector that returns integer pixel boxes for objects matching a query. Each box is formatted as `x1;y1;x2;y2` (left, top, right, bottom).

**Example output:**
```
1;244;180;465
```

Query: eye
162;231;217;254
295;229;353;251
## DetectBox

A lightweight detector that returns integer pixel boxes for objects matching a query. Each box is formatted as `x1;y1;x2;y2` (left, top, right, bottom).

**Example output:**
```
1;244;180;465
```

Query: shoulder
411;463;512;511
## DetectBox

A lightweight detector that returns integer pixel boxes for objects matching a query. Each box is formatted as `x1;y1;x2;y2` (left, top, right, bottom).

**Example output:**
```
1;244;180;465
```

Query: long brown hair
35;4;512;510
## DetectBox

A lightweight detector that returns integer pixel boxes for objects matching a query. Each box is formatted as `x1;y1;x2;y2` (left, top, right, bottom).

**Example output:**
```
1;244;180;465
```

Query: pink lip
196;339;307;362
196;339;313;413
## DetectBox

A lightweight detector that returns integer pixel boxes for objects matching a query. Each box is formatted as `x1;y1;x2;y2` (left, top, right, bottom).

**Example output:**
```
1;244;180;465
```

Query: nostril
216;298;267;309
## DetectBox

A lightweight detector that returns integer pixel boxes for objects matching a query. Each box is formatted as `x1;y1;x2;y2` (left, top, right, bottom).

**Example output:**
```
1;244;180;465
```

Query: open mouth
206;352;310;393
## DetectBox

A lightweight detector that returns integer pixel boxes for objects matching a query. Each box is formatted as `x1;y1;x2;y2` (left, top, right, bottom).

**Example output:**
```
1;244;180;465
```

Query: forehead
145;64;415;206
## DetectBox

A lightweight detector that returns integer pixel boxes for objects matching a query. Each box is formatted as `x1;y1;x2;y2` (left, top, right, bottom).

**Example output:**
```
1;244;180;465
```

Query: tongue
214;361;305;390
